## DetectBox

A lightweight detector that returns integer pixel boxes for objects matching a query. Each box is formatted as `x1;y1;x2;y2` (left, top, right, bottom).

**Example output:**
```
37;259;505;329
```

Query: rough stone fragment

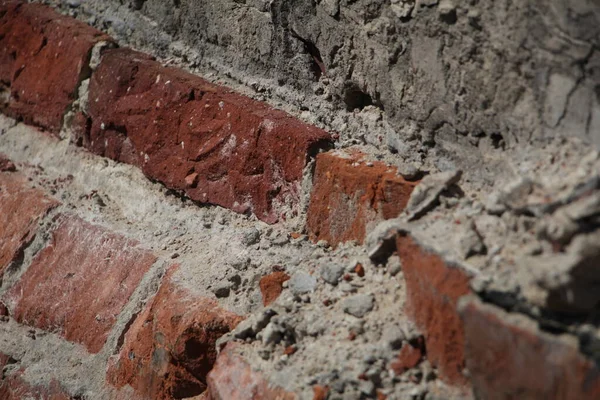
366;219;407;262
518;230;600;315
107;266;242;399
260;271;290;306
4;215;156;353
342;294;374;318
539;191;600;245
456;222;487;259
307;150;418;247
460;296;600;400
396;233;471;385
0;2;111;133
320;263;345;285
289;272;317;295
206;343;297;400
381;324;406;350
0;171;59;274
84;48;331;223
241;227;261;246
405;170;462;221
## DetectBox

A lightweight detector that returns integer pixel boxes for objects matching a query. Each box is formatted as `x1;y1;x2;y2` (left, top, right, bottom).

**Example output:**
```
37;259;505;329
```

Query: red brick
0;369;72;400
396;233;472;386
107;266;242;399
307;150;417;247
3;216;156;353
206;343;297;400
0;2;111;133
82;48;331;223
0;169;59;274
460;297;600;400
259;271;290;306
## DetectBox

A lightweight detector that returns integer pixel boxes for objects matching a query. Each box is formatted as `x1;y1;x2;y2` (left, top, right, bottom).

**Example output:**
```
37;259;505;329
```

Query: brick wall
0;2;599;399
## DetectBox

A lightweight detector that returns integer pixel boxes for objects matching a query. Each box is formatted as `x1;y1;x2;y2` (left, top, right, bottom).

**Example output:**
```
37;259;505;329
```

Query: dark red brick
307;150;417;247
0;169;59;274
0;2;111;133
82;48;331;223
460;297;600;400
259;271;290;306
107;266;242;399
396;233;472;386
3;215;156;353
206;343;297;400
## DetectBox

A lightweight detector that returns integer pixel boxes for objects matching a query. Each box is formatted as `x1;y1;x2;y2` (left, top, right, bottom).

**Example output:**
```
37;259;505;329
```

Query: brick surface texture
4;216;157;353
259;271;290;306
79;48;331;223
0;162;59;274
396;233;472;386
307;150;417;247
0;2;110;133
460;297;600;400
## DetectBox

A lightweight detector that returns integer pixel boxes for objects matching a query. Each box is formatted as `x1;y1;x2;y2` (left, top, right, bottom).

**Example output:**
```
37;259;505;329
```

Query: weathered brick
206;343;297;400
307;150;417;247
460;296;600;400
0;165;59;274
0;2;111;133
259;271;290;306
396;233;472;386
3;216;156;353
107;266;242;399
82;48;331;223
